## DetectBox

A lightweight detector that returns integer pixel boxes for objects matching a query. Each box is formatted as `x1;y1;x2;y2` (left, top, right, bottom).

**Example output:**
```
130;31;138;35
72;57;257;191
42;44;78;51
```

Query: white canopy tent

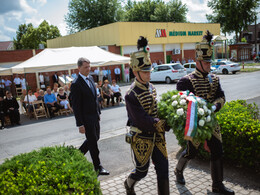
0;67;13;76
213;35;228;41
11;46;130;74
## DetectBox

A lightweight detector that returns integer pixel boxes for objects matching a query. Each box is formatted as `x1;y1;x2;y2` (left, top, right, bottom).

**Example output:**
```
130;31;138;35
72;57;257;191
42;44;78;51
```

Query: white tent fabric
11;46;130;74
213;35;227;41
0;67;12;75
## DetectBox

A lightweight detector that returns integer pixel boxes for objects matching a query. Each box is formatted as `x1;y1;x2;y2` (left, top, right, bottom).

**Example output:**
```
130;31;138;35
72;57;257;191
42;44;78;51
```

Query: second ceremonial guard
174;31;235;194
124;36;170;195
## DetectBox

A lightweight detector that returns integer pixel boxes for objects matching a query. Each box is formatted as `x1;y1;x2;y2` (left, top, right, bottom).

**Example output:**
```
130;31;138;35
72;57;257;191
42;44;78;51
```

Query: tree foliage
125;0;188;22
206;0;260;42
13;20;61;49
65;0;123;34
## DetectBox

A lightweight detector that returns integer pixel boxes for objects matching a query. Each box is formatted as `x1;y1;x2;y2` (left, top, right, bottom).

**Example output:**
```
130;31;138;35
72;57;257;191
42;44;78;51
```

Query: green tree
13;23;33;49
65;0;123;34
13;20;61;49
124;0;159;22
124;0;187;22
152;0;188;22
206;0;259;42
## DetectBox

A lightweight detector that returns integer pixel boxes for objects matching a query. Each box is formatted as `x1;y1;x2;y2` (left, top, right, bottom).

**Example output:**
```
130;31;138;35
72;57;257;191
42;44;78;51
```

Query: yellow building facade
47;22;220;80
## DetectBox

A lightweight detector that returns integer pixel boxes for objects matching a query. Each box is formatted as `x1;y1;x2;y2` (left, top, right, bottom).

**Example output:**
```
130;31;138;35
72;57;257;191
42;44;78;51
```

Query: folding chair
32;100;47;120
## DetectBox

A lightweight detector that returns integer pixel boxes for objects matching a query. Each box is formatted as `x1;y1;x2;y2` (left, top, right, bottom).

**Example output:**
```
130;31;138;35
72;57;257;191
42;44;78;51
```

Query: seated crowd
0;79;122;129
20;83;73;119
96;79;123;108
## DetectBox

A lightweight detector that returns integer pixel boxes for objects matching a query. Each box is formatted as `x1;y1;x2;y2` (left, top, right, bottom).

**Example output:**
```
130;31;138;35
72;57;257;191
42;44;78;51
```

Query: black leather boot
158;179;169;195
211;159;235;195
124;176;138;195
174;156;189;185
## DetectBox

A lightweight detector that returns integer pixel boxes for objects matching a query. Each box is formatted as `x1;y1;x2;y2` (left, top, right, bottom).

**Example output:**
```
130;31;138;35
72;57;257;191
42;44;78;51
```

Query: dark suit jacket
70;74;100;127
4;97;19;112
52;74;59;83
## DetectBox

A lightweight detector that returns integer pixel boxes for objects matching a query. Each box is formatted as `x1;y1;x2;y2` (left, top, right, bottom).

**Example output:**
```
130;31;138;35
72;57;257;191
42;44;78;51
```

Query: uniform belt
130;126;142;133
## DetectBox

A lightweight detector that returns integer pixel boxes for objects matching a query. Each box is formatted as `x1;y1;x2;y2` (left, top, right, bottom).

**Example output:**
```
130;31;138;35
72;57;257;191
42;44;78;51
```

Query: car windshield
225;61;233;65
171;64;183;70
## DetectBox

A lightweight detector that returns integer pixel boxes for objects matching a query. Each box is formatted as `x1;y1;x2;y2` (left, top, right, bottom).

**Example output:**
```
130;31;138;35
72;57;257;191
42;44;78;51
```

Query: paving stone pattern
100;158;259;195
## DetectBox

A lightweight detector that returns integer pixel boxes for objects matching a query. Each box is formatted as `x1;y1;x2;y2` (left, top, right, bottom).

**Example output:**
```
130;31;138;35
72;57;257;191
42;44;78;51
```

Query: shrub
0;146;101;194
216;100;260;168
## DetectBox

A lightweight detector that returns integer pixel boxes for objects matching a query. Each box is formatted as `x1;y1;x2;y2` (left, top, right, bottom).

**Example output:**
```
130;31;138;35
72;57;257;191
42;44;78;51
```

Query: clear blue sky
0;0;259;42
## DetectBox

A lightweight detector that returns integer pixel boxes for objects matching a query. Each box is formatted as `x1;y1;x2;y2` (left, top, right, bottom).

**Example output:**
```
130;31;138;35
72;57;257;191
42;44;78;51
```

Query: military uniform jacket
125;79;168;165
177;69;225;142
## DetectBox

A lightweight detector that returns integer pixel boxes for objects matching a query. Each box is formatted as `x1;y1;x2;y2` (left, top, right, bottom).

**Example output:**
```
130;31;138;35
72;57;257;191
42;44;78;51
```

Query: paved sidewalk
100;157;259;195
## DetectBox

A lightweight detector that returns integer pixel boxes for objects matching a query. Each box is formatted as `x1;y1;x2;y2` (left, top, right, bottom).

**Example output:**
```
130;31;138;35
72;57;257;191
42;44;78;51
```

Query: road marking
63;127;126;148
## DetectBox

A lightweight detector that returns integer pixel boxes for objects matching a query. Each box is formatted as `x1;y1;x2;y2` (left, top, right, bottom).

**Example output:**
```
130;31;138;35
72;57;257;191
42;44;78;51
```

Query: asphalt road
0;71;260;176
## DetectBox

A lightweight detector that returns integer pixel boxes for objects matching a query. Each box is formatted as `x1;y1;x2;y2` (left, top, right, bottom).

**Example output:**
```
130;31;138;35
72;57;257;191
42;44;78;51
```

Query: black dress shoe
174;168;186;185
212;183;235;195
96;166;109;176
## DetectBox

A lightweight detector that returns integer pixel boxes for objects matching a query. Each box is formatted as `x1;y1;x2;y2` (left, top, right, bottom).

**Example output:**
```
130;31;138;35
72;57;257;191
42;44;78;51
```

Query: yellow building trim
47;22;220;48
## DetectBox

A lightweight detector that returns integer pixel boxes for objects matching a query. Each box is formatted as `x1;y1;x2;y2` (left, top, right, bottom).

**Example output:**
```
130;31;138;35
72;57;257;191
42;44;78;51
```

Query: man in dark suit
4;91;20;126
52;72;59;85
70;57;109;176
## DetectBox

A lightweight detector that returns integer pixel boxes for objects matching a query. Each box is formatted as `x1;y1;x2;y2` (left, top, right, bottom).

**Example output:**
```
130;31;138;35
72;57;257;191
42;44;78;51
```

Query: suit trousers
79;120;101;170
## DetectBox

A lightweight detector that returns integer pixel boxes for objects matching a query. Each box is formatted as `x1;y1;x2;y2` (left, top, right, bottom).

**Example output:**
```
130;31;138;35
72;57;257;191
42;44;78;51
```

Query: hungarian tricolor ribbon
184;94;198;141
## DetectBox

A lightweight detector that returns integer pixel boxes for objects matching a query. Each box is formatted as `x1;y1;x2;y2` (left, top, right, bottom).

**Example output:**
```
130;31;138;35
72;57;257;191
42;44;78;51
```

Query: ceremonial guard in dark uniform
124;36;170;195
174;31;234;194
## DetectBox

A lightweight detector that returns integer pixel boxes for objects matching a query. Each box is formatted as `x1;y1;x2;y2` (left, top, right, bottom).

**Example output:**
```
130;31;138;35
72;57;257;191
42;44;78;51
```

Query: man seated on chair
37;90;45;101
4;91;20;126
24;89;37;119
44;87;61;118
111;79;122;105
102;80;114;107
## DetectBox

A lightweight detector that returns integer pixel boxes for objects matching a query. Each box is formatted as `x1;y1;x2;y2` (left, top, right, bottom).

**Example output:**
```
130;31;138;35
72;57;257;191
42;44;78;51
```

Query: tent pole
35;72;40;89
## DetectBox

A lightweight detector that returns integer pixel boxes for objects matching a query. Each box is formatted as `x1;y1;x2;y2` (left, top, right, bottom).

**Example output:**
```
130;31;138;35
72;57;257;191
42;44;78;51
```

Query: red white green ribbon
184;94;198;141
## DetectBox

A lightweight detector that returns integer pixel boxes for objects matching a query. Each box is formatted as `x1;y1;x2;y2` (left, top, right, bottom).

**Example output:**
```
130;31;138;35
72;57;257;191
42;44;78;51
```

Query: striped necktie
86;77;95;95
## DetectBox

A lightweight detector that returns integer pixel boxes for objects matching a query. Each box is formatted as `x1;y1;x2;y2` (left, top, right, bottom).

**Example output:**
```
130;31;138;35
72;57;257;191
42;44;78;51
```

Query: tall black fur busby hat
195;30;214;62
130;36;152;72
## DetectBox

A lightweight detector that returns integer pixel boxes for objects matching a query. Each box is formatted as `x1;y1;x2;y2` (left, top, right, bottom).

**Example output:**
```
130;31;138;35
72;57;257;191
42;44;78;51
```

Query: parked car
150;63;187;84
211;60;241;74
183;62;217;74
183;62;196;74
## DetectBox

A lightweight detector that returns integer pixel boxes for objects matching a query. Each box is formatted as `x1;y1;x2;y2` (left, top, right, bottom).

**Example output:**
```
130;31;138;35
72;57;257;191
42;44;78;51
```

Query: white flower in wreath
197;98;202;104
199;119;205;126
206;115;211;122
180;99;186;105
172;95;177;99
198;108;205;115
201;100;207;105
207;109;212;115
203;105;208;112
181;94;187;99
177;108;184;116
211;105;216;112
172;101;178;107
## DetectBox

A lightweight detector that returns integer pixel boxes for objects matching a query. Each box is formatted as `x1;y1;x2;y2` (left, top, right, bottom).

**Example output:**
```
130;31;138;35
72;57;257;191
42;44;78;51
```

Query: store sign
155;29;167;37
155;29;203;37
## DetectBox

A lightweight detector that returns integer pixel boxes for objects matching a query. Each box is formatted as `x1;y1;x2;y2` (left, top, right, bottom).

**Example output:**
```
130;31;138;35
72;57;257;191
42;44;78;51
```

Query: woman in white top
111;79;122;104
